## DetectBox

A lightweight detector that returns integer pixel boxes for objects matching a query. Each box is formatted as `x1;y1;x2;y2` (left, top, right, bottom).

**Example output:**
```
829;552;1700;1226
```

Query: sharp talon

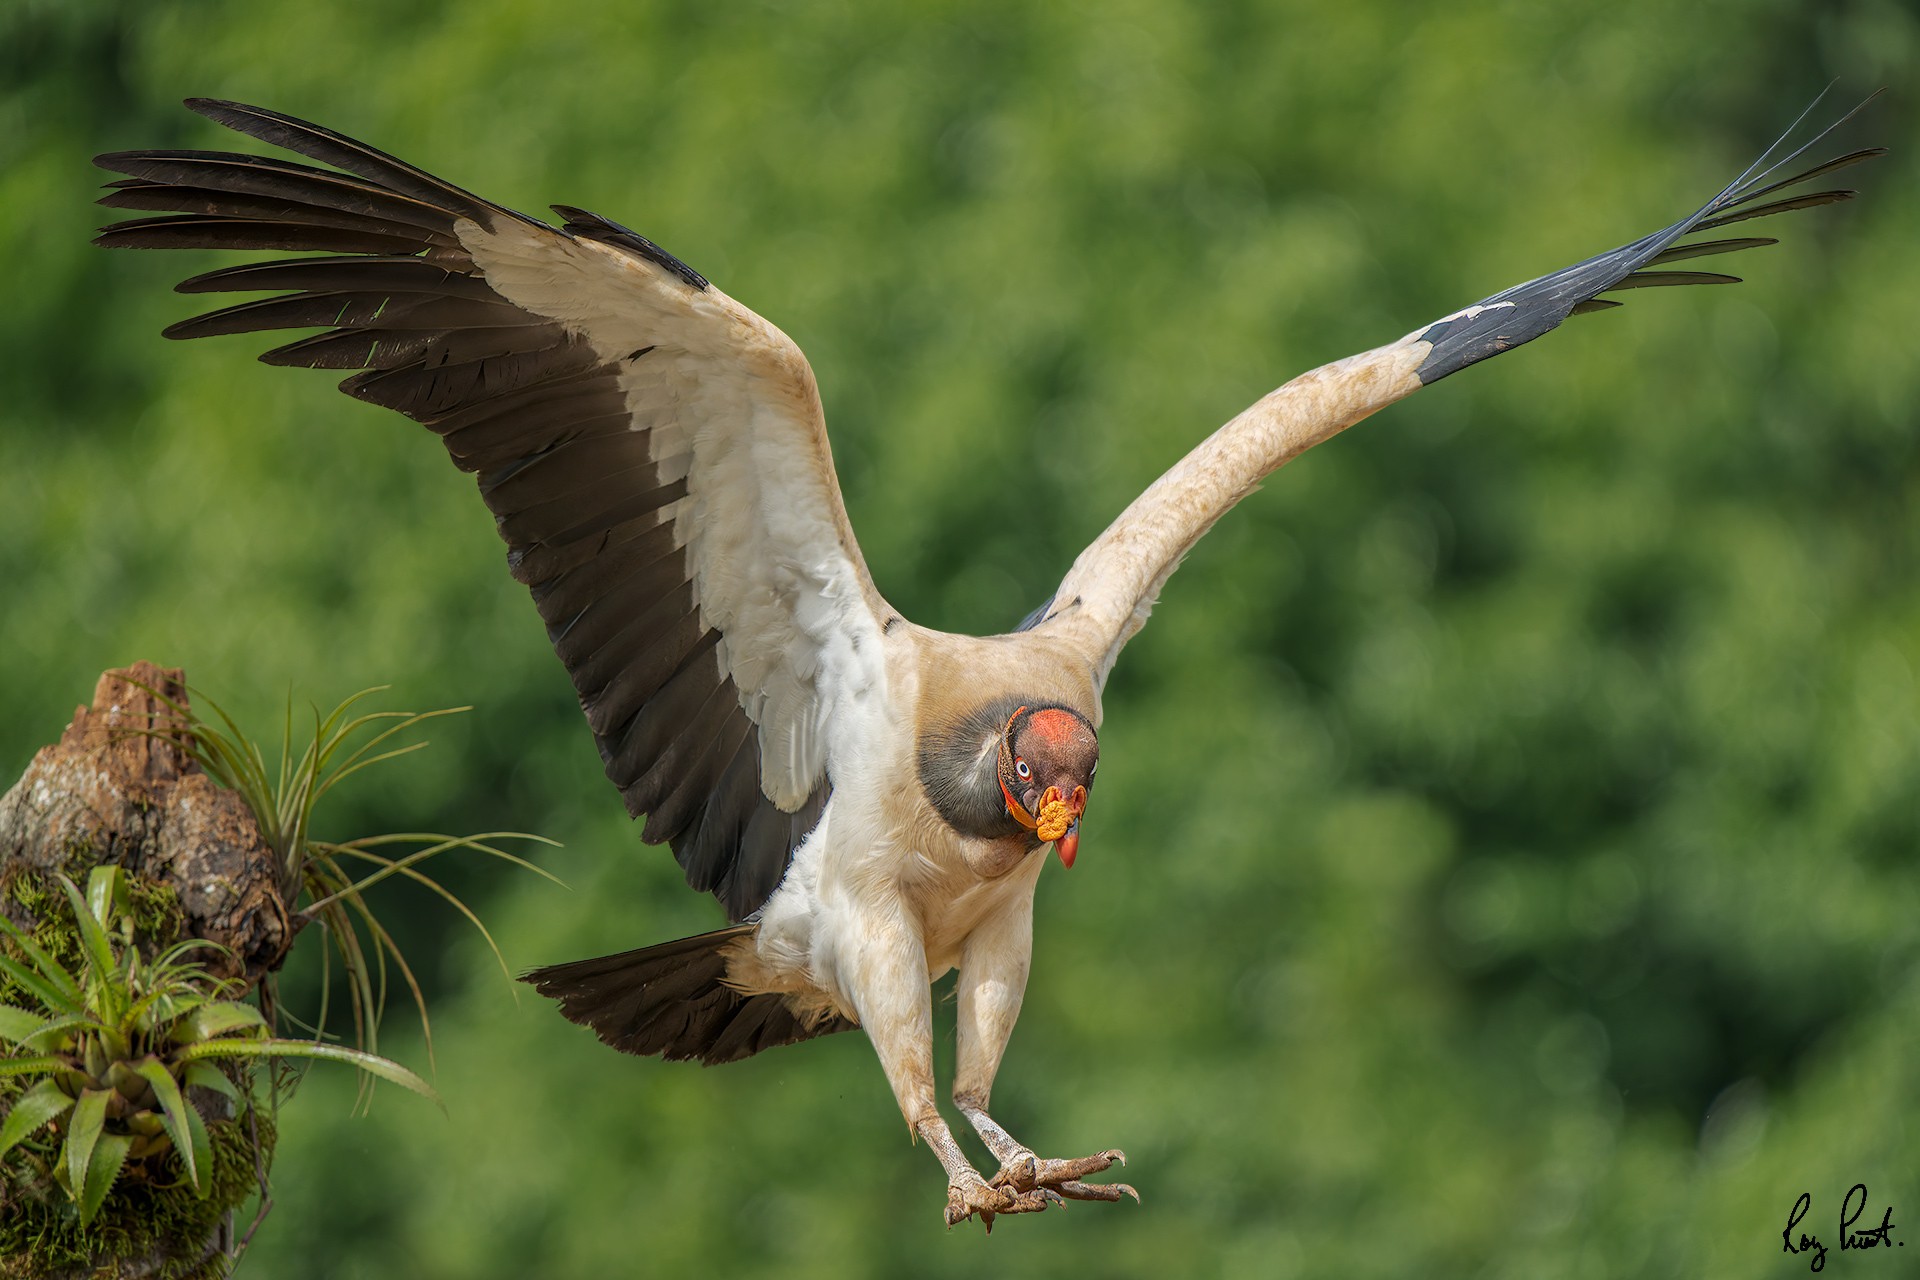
953;1141;1136;1222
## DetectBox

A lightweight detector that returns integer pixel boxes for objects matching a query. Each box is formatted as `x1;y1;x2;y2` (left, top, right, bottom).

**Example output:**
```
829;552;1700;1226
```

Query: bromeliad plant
0;867;438;1225
131;683;559;1068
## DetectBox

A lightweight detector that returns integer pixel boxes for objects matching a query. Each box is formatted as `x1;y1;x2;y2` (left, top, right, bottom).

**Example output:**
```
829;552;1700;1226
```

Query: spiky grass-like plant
0;867;436;1228
131;683;559;1072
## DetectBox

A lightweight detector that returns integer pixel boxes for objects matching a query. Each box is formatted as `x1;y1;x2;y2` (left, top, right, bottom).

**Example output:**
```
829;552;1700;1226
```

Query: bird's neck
916;696;1032;841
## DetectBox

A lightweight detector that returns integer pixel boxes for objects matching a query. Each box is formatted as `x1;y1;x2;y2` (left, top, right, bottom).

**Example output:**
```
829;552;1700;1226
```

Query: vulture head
996;705;1097;867
917;699;1099;865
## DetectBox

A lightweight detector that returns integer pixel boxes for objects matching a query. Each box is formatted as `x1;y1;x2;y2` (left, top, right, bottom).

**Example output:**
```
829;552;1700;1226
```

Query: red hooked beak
1044;785;1087;869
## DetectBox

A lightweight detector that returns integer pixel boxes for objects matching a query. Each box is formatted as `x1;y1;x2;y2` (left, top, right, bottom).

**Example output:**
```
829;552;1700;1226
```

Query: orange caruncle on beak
1034;788;1073;841
1001;779;1088;868
1036;785;1087;868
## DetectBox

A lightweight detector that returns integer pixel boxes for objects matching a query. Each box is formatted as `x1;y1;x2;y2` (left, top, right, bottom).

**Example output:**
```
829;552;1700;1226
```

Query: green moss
0;1098;275;1279
126;877;190;965
0;867;188;997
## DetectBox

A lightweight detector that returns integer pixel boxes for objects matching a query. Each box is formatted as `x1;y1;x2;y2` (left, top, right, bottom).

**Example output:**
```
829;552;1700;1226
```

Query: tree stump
0;664;291;1278
0;662;288;979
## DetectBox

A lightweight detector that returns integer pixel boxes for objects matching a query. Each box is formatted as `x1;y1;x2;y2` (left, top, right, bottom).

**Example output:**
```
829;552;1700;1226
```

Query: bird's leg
845;919;1053;1228
951;908;1137;1213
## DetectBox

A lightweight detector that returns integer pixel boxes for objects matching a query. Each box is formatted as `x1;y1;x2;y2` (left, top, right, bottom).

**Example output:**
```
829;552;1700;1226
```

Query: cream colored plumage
95;93;1878;1228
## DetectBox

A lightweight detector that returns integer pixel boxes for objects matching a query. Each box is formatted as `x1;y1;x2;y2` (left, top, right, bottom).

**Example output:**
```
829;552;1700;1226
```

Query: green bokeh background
3;2;1916;1276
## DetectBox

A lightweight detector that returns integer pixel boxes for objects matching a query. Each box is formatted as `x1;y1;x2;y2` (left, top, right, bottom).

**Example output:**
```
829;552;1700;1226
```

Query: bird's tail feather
521;926;855;1066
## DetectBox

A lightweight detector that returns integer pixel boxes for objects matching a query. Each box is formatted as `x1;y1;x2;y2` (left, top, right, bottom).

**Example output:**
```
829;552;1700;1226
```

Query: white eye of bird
1015;757;1031;780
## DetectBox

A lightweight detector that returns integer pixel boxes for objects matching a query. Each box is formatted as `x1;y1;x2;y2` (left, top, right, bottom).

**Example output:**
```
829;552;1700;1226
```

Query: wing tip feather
1413;91;1881;386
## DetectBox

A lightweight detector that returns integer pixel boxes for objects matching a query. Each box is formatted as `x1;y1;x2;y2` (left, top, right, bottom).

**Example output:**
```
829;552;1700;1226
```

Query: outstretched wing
1030;93;1882;683
95;100;896;922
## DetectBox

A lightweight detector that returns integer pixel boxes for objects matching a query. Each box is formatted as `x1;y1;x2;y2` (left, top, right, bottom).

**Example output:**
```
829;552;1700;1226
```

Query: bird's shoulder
895;625;1103;739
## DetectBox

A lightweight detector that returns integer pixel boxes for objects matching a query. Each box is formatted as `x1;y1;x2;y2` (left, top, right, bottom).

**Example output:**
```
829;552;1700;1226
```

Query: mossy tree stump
0;663;288;975
0;663;290;1279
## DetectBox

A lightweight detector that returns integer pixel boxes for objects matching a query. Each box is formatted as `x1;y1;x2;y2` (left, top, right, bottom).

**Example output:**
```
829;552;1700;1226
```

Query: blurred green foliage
3;1;1916;1276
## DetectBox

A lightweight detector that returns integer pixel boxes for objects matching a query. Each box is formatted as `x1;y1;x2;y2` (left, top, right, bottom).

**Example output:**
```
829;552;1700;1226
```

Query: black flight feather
1415;89;1882;384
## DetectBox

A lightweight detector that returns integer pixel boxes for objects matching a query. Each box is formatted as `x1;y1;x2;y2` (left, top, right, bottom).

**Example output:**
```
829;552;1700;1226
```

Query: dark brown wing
96;100;892;921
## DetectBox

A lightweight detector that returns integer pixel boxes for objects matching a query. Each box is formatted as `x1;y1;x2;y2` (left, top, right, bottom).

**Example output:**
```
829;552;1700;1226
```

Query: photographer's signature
1783;1185;1903;1272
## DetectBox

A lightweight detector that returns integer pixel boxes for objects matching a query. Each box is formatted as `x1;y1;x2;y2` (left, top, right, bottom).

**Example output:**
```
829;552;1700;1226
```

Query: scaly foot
944;1168;1060;1232
991;1147;1138;1204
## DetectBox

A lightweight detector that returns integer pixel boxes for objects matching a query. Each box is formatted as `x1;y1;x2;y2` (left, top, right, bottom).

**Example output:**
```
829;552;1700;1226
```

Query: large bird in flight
95;94;1877;1228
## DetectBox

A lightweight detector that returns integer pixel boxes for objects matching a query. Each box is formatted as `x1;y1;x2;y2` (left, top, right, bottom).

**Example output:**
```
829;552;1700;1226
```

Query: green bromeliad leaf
57;875;127;1026
84;866;129;935
178;1037;441;1107
80;1132;133;1225
0;915;82;1011
21;1014;108;1054
0;1078;76;1160
0;952;81;1019
171;1000;267;1045
181;1098;213;1198
183;1060;242;1103
0;1005;44;1043
64;1089;109;1205
133;1057;205;1195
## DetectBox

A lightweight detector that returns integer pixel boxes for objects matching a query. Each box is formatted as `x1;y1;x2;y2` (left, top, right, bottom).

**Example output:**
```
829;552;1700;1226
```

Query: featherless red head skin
1025;708;1087;749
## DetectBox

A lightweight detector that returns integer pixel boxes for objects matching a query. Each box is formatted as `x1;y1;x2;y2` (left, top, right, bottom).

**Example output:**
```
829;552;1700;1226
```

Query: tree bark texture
0;662;287;978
